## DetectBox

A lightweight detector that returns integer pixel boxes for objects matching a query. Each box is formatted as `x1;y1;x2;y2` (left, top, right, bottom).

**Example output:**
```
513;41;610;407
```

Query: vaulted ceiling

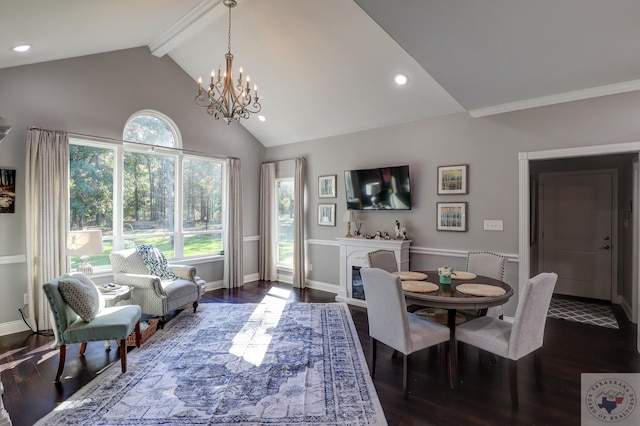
2;0;639;147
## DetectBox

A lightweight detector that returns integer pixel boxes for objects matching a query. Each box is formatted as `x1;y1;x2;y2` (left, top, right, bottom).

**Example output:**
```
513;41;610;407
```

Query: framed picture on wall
318;175;337;198
0;168;16;213
437;202;467;231
318;203;336;226
437;164;468;194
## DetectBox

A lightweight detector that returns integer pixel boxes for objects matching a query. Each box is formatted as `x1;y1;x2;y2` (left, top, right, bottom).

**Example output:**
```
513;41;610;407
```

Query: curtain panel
293;158;306;288
25;128;69;331
258;162;277;281
223;158;244;289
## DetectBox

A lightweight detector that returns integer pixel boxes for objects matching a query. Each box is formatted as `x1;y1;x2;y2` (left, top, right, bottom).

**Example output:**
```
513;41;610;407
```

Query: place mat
451;271;477;280
393;271;428;281
402;281;439;293
456;283;506;297
414;308;467;325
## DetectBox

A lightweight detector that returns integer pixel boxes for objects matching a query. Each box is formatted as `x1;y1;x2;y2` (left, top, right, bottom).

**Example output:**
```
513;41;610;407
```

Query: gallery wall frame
318;175;337;198
318;203;336;226
436;202;467;232
0;168;16;213
437;164;468;195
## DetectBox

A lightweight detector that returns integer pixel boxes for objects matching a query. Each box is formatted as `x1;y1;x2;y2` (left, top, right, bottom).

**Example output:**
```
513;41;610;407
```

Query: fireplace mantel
335;237;411;307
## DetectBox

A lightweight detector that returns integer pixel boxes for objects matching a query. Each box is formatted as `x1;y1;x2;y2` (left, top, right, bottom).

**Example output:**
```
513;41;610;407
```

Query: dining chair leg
509;359;519;409
79;342;87;355
534;349;543;392
370;338;377;379
135;320;141;348
440;343;448;384
55;345;66;383
403;353;410;399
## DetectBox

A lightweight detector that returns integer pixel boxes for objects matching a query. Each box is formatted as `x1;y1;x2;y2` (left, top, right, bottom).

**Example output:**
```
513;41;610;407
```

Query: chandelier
195;0;261;124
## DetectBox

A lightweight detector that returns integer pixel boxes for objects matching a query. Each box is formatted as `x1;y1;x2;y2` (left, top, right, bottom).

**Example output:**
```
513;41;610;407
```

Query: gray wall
0;47;264;327
265;91;640;314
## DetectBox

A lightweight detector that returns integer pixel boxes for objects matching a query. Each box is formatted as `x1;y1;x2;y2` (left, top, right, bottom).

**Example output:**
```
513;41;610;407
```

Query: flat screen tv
344;165;411;210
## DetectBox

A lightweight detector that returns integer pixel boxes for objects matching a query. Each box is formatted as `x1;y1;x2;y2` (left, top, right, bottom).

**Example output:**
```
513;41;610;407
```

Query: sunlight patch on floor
228;287;291;366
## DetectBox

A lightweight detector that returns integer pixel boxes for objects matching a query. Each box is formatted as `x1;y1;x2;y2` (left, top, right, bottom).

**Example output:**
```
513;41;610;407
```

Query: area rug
36;302;387;425
547;296;619;329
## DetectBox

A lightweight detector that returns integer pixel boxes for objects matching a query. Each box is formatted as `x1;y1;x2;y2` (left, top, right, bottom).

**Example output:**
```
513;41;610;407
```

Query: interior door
539;171;614;300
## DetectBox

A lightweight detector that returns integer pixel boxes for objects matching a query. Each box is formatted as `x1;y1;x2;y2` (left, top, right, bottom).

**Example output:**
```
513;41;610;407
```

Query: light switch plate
484;220;503;231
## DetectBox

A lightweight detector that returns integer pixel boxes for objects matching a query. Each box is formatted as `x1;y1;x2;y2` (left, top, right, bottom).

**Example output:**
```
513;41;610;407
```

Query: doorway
519;145;640;353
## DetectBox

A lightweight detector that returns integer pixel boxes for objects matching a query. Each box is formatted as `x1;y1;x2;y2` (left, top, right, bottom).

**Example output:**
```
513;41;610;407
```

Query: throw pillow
135;244;177;280
59;275;101;322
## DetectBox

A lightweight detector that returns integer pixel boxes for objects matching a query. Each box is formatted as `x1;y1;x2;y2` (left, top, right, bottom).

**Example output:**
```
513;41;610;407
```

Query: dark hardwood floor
1;281;639;425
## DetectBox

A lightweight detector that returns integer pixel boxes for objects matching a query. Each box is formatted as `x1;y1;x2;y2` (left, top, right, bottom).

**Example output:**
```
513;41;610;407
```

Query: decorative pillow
58;275;101;322
135;244;177;280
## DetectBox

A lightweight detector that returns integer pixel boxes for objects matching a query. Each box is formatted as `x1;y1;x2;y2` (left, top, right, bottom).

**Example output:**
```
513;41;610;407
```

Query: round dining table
402;271;513;389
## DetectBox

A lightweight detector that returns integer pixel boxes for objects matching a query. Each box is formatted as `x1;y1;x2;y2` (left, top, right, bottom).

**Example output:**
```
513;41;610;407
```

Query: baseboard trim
0;320;30;337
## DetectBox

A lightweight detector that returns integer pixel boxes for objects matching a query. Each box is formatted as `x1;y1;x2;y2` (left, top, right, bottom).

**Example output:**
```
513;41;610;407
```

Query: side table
97;284;132;349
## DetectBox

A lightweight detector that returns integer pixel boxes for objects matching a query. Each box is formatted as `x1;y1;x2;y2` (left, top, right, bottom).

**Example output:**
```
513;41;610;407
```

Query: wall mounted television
344;165;411;210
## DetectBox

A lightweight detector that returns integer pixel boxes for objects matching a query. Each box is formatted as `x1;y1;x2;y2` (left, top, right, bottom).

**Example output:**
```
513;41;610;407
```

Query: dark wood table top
403;270;513;310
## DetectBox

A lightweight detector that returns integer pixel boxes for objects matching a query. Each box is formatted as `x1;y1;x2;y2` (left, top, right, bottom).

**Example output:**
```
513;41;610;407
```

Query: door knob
601;245;610;250
603;236;610;240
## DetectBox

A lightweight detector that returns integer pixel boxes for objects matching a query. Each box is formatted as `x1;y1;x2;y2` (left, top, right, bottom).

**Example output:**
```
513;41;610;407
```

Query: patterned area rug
36;302;387;425
547;296;619;329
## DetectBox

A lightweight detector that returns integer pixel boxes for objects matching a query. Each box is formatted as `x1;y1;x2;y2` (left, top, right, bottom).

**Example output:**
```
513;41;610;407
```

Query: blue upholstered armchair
42;273;141;383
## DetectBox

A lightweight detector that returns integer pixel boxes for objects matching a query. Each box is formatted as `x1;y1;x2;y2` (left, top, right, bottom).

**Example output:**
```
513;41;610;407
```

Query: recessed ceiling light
12;45;31;53
393;73;408;86
258;115;266;122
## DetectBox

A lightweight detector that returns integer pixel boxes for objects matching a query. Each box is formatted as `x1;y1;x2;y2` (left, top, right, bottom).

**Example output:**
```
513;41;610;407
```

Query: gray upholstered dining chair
455;272;558;409
464;251;508;318
367;250;398;273
360;267;450;399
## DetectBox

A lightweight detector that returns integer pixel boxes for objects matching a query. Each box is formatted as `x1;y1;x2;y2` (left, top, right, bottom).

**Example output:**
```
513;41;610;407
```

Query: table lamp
342;210;357;238
67;230;104;276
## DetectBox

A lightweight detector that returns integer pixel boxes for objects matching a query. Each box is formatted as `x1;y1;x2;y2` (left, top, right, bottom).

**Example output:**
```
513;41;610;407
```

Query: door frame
537;169;618;301
518;141;640;353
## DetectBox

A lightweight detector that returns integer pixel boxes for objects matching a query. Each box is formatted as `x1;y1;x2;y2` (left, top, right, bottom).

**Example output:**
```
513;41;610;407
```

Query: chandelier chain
227;3;232;53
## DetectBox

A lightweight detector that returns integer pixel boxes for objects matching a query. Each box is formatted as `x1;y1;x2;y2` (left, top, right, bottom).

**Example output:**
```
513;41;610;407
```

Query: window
276;178;294;267
68;111;224;272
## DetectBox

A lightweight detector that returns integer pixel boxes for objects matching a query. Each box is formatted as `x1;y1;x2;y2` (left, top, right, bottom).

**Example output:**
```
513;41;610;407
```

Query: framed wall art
437;164;468;195
318;174;337;198
437;202;467;232
0;168;16;213
318;203;336;226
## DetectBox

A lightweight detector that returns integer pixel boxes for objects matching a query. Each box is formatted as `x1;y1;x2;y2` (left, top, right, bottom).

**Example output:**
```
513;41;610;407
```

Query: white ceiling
2;0;640;147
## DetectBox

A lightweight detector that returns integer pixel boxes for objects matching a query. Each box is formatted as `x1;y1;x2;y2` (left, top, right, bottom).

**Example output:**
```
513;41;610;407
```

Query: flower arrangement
437;266;453;284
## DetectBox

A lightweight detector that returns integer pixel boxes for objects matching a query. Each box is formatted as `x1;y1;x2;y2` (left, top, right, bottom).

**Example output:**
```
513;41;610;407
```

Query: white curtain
293;158;306;288
26;128;69;331
258;162;277;281
223;158;244;289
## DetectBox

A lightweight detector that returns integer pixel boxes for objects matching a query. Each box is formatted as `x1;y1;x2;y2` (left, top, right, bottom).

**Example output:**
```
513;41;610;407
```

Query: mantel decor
0;169;16;214
437;202;467;232
438;164;468;195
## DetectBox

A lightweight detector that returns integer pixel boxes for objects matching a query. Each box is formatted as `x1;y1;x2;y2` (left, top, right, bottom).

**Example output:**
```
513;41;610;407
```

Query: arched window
123;110;182;148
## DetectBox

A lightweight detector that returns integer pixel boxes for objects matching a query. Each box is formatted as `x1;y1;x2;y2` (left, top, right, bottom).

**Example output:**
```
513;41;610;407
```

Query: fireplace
336;237;411;306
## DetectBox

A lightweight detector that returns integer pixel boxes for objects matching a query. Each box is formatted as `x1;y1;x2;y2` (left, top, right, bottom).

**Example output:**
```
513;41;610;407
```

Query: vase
439;275;451;285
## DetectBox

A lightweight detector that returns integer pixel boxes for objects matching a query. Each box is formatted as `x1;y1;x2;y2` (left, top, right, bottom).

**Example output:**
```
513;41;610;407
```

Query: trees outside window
68;111;224;272
277;178;294;266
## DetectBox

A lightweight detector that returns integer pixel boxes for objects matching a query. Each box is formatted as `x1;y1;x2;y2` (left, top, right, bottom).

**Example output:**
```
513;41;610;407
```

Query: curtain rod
262;156;304;164
28;126;231;161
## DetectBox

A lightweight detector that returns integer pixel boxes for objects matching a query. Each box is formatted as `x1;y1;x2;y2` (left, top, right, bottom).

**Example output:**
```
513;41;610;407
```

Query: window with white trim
68;111;224;272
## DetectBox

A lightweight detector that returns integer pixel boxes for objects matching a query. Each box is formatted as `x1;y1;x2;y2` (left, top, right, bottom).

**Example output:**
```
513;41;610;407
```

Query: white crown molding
469;79;640;118
149;0;225;57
